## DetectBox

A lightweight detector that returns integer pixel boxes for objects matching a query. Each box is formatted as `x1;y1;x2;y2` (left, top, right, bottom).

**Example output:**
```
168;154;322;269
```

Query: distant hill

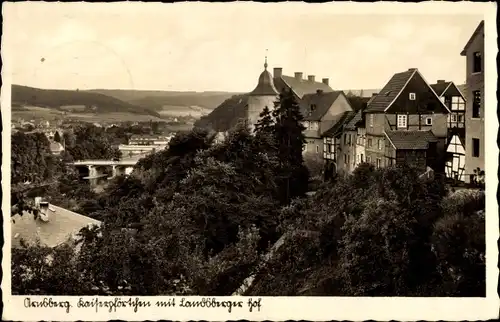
12;85;161;118
87;89;240;111
194;94;250;132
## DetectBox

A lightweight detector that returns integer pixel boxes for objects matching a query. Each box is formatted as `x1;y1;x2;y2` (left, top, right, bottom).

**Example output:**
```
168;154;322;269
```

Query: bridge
71;153;147;186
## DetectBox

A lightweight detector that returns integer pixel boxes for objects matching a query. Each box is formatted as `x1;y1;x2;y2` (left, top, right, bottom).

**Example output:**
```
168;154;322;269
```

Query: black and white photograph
2;1;498;321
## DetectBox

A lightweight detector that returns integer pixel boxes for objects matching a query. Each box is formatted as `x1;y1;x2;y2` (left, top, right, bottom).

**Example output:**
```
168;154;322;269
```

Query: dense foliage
11;132;61;185
64;124;121;161
247;164;485;296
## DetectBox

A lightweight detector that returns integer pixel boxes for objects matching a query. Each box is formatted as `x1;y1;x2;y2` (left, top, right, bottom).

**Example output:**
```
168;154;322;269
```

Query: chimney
308;75;315;82
273;67;282;79
322;78;329;86
372;93;378;97
316;89;323;94
437;80;446;84
408;68;417;72
294;72;303;80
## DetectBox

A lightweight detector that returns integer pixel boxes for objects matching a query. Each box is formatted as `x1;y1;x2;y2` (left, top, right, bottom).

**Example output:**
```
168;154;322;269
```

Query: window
425;117;432;125
344;133;347;145
472;138;480;157
344;154;348;164
316;145;319;153
369;114;374;127
360;153;364;163
377;139;382;150
303;144;306;151
368;138;373;148
348;134;352;145
452;96;465;111
376;158;381;168
409;93;416;100
397;114;407;129
347;154;350;165
473;51;482;73
472;90;481;118
458;114;464;123
367;156;371;163
451;114;457;122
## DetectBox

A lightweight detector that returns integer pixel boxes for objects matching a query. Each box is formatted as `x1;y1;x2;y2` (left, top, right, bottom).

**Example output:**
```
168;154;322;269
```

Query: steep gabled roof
461;20;484;56
430;81;452;97
385;130;438;150
12;204;101;248
299;91;344;121
430;81;466;101
366;68;451;114
322;111;357;137
365;69;416;112
275;75;334;99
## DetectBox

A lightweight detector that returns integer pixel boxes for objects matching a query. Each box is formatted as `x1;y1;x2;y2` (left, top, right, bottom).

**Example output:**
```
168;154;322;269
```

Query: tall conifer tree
272;89;309;204
254;106;274;134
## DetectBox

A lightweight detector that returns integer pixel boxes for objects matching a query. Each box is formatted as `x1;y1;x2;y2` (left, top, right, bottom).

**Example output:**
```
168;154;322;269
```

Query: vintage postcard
1;1;498;321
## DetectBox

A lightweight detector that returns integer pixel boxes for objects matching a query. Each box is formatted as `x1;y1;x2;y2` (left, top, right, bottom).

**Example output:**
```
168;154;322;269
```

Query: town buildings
199;58;335;134
430;80;467;181
128;134;172;146
461;20;484;183
361;68;450;173
299;90;355;162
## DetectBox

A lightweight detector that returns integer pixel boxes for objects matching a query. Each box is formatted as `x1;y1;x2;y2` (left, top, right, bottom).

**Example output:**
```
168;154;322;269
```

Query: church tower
247;56;279;131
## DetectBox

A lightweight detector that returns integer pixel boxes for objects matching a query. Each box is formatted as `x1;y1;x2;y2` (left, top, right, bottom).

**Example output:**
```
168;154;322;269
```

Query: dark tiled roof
299;91;343;121
365;69;417;113
430;82;452;96
385;130;438;150
322;111;356;137
11;204;101;248
461;20;484;56
344;109;364;130
276;75;334;99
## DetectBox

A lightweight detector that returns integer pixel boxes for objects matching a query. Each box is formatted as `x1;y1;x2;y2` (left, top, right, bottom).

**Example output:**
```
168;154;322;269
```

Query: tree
254;106;274;135
272;89;309;204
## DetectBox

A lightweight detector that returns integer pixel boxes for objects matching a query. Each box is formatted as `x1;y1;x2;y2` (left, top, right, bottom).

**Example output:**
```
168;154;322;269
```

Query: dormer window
425;117;433;125
409;93;416;100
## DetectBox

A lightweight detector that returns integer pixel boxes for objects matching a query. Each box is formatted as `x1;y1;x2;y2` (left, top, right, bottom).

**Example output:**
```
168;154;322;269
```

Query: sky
4;2;485;92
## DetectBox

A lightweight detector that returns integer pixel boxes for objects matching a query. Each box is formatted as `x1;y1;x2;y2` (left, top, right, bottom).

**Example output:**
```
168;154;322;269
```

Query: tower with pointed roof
247;55;279;131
